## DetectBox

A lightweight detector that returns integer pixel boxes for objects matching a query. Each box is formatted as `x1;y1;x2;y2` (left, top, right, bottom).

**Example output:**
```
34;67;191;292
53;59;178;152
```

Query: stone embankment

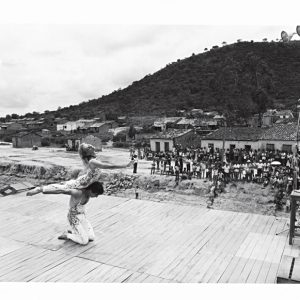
0;161;284;216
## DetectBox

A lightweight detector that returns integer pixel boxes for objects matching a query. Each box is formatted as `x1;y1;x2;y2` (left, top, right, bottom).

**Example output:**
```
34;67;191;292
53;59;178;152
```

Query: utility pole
297;99;300;150
222;116;227;162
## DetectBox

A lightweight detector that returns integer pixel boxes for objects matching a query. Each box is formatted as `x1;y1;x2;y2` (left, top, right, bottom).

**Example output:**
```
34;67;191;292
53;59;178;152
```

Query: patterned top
64;168;102;189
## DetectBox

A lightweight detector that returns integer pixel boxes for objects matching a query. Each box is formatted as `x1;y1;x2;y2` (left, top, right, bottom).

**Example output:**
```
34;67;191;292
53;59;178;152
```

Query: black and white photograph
0;1;300;298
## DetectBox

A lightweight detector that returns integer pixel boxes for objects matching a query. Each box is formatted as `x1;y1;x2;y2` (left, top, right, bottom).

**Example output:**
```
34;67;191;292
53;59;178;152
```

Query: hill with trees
5;40;300;122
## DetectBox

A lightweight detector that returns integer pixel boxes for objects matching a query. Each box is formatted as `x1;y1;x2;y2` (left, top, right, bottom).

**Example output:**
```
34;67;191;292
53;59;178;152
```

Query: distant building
12;131;43;148
190;108;204;117
57;121;80;132
259;123;297;153
24;120;44;130
66;134;102;151
149;129;194;152
175;118;198;130
259;109;295;127
117;116;128;126
275;110;294;119
153;117;181;131
202;123;298;153
0;122;24;132
201;127;264;151
57;119;97;132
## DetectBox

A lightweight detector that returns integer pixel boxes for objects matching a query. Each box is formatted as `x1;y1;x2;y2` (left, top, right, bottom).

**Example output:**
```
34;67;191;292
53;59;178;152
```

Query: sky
0;1;299;117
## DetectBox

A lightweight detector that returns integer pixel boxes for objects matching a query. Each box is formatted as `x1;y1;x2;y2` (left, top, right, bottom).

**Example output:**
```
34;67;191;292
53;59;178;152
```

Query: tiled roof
203;127;264;141
14;131;43;138
275;110;293;116
88;122;106;128
176;118;198;126
154;117;182;125
150;129;193;139
260;123;297;141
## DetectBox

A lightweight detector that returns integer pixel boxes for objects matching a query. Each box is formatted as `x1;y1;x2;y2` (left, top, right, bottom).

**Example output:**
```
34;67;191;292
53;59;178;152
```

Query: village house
83;120;118;134
57;121;79;132
0;121;24;132
259;123;297;153
175;118;199;130
56;119;97;132
201;127;264;151
256;109;295;127
12;131;43;148
275;110;294;120
149;129;196;152
195;119;219;136
201;123;298;153
190;108;204;117
66;134;102;151
16;117;35;125
153;117;181;131
175;109;186;117
117;116;128;126
213;115;225;126
23;120;44;130
204;111;219;118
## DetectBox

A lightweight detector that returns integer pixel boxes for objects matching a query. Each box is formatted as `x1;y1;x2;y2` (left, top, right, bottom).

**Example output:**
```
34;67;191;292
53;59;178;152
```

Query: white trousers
67;214;95;245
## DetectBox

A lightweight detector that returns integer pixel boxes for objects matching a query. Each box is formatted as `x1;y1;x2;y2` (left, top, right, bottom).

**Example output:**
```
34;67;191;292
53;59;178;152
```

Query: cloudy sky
0;0;299;117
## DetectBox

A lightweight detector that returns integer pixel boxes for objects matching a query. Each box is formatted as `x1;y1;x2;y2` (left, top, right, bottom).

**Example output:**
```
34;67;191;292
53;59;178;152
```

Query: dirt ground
0;145;290;217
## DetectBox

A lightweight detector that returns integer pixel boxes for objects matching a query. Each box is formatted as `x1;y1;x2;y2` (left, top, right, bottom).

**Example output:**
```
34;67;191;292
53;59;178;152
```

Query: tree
222;41;227;46
11;113;19;119
237;39;242;43
262;38;268;42
128;124;136;139
5;114;11;122
204;48;208;52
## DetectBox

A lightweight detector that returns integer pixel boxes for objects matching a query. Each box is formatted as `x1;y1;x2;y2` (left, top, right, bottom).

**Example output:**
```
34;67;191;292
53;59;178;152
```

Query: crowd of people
146;146;300;209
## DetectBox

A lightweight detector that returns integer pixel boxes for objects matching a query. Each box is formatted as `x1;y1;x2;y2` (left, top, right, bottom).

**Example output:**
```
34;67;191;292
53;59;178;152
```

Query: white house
259;123;297;153
57;119;97;132
201;127;264;151
57;121;79;132
149;129;194;152
201;123;298;153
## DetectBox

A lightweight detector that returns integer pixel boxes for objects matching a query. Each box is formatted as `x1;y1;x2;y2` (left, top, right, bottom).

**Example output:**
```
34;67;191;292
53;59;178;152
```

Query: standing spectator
179;156;183;173
151;160;156;175
200;161;206;179
135;185;139;199
186;157;191;173
133;155;138;173
223;163;230;183
175;165;180;182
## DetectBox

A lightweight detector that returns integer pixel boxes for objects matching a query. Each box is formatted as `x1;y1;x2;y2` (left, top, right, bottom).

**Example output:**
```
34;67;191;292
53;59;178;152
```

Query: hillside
27;41;300;120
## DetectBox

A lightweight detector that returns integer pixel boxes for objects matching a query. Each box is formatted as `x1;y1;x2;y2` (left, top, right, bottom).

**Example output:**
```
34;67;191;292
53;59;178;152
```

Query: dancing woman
28;143;133;195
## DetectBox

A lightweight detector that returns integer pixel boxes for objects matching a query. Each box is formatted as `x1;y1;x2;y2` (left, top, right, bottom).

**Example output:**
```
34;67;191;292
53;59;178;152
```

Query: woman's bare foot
26;187;42;196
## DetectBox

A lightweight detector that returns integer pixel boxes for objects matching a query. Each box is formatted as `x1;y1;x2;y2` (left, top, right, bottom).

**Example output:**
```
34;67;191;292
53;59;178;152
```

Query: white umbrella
271;161;281;166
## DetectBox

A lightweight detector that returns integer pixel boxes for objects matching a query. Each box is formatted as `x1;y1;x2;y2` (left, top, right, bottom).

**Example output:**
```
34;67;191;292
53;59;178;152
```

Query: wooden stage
0;192;299;283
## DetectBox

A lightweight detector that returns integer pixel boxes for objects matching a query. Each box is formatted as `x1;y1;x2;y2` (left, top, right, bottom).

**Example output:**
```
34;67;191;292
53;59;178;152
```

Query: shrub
112;141;130;148
3;136;12;142
41;137;51;147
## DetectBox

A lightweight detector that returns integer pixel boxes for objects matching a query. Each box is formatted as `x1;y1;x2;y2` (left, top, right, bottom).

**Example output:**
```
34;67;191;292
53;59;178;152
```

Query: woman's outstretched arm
89;158;133;170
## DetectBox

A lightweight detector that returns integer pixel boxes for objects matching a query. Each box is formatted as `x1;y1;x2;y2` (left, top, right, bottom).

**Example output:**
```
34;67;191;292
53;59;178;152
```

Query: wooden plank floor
0;192;296;283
